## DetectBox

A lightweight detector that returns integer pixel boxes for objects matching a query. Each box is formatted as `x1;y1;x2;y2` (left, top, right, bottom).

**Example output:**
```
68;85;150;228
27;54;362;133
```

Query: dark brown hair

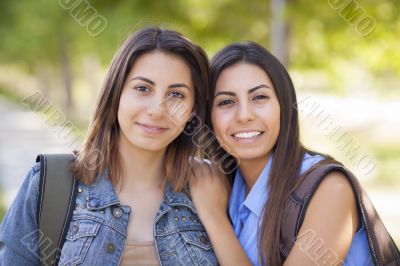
74;27;210;191
208;42;328;265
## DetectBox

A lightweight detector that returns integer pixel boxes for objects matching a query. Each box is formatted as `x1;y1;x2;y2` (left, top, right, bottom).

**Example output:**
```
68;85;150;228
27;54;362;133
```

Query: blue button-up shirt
228;153;373;265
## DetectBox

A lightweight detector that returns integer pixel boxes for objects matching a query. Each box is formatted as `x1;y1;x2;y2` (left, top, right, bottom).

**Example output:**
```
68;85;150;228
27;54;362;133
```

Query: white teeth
234;131;262;139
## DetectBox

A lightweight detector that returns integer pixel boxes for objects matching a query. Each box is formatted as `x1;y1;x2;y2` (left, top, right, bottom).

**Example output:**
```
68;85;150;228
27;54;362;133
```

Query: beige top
120;241;160;266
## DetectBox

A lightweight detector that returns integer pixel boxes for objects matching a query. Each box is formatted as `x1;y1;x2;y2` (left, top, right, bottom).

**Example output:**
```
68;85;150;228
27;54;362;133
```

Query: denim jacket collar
85;171;197;213
164;185;197;214
86;171;120;210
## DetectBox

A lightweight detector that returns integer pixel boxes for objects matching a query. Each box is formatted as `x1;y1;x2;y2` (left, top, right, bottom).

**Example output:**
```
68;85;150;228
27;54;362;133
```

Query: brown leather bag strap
281;163;400;265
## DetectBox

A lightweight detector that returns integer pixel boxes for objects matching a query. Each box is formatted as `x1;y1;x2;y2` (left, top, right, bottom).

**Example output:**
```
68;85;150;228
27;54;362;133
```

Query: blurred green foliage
0;0;399;74
370;145;400;187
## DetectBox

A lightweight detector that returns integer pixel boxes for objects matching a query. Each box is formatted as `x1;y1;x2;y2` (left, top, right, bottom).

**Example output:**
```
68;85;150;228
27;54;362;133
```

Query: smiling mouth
136;122;169;134
232;131;264;139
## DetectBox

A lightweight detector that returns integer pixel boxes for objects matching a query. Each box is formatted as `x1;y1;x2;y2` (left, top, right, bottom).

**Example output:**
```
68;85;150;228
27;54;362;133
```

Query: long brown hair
208;42;328;265
74;27;210;192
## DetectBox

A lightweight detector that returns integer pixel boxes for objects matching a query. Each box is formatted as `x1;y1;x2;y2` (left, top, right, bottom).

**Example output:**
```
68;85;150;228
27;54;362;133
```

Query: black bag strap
36;154;78;266
281;162;400;265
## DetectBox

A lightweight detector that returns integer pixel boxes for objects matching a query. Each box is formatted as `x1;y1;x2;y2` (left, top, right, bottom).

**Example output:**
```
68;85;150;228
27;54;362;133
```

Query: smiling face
118;50;194;153
211;62;280;163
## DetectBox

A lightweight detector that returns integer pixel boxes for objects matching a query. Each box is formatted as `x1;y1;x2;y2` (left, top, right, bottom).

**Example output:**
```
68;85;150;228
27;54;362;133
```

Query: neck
116;134;166;193
239;154;271;194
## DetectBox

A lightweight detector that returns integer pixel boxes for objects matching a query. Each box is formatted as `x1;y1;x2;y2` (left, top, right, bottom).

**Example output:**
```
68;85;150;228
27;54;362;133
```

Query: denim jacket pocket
180;230;218;265
59;219;101;266
180;230;212;250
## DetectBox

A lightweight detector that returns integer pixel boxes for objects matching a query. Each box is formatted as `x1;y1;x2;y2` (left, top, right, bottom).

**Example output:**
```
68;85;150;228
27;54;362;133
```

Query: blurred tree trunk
60;41;73;116
83;54;101;93
270;0;290;66
36;63;51;99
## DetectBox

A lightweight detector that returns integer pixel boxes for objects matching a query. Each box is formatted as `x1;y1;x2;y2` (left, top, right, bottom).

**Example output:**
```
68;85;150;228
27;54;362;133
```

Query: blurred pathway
0;96;71;207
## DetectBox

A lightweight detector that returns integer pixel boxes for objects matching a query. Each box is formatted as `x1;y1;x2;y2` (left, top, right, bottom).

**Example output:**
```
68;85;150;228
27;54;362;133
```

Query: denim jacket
0;163;219;265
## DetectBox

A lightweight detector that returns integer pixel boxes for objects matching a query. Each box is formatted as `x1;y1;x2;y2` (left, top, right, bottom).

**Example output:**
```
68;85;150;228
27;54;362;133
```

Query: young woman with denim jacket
0;27;219;266
189;42;379;266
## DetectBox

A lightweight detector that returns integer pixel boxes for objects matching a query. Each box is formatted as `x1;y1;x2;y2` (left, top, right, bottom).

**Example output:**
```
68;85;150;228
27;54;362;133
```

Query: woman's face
211;62;280;163
118;50;194;152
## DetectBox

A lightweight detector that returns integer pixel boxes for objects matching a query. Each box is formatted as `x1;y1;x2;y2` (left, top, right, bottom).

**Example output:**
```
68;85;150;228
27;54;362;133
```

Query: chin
233;149;269;162
130;139;169;152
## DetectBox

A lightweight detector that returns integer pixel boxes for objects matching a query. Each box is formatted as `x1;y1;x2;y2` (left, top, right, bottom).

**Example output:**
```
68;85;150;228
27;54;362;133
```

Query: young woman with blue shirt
189;42;392;265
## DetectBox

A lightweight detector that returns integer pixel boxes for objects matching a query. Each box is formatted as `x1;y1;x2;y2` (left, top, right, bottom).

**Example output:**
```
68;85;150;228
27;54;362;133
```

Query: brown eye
134;85;151;93
218;99;234;106
252;95;269;101
169;91;185;99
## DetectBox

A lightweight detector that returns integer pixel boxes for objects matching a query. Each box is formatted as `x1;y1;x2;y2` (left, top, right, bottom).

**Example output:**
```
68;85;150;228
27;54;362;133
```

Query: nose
236;101;254;123
146;95;166;119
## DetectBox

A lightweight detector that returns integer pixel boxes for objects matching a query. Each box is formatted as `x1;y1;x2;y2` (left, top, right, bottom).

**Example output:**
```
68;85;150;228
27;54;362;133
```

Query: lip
136;122;169;134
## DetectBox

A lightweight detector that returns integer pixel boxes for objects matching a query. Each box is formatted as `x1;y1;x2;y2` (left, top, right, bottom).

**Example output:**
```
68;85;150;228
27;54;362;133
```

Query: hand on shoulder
188;158;231;221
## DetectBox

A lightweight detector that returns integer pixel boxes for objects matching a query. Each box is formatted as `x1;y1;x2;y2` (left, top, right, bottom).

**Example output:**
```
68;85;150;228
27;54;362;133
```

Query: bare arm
189;160;252;266
284;171;359;266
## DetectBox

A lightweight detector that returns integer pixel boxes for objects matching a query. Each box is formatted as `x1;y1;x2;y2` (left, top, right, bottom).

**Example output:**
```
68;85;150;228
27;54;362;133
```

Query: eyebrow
214;84;271;98
131;76;154;85
131;76;191;91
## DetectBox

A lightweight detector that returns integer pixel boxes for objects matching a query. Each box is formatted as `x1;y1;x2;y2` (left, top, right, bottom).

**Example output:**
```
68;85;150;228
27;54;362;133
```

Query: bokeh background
0;0;399;246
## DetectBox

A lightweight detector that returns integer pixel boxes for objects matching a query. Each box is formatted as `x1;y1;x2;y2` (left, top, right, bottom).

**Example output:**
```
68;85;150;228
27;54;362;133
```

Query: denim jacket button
72;224;79;234
77;187;83;193
112;207;122;218
199;235;209;244
106;243;115;253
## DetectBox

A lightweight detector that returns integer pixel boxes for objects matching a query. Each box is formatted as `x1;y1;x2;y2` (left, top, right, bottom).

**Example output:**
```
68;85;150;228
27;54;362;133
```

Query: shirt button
112;207;123;218
77;187;83;193
106;243;115;253
199;235;209;244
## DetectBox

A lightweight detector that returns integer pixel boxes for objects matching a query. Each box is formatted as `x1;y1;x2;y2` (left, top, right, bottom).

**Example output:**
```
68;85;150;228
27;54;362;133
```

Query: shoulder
286;171;359;263
302;170;359;240
305;170;357;221
315;171;354;201
17;162;42;198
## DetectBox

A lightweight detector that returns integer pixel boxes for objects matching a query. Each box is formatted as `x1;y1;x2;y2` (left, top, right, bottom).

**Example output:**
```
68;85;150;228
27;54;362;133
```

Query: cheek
168;100;193;127
211;109;227;140
269;106;281;140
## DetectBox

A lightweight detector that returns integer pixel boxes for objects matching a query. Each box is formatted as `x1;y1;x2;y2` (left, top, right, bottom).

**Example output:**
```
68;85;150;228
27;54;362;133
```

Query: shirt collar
229;155;273;219
243;156;273;217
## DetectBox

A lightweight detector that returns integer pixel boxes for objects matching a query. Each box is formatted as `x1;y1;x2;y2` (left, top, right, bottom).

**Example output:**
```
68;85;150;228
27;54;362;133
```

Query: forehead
128;50;192;82
215;62;274;92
